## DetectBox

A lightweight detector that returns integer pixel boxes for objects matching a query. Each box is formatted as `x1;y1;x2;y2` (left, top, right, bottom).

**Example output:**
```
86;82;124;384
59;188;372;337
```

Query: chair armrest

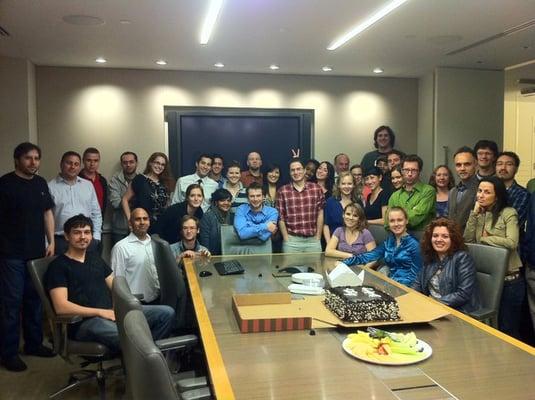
155;334;198;351
177;376;208;392
53;314;83;324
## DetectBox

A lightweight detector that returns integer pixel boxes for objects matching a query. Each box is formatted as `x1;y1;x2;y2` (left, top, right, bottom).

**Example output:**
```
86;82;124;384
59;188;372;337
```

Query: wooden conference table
183;253;535;400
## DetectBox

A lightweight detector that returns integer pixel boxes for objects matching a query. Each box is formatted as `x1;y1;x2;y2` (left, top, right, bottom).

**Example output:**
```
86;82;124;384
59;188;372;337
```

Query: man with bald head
333;153;350;176
110;208;160;305
241;151;263;186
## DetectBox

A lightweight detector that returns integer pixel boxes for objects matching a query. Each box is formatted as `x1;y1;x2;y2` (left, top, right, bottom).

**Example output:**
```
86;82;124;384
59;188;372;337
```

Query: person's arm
405;185;436;229
276;190;289;241
367;205;387;225
44;209;55;257
198;214;212;248
108;176;123;210
49;286;115;321
121;183;134;221
439;252;477;309
463;209;479;243
480;209;519;250
411;263;426;293
396;239;422;286
110;244;126;277
171;178;183;205
234;206;267;240
279;220;289;242
325;235;353;259
316;209;324;240
323;224;331;243
343;242;385;266
87;185;103;241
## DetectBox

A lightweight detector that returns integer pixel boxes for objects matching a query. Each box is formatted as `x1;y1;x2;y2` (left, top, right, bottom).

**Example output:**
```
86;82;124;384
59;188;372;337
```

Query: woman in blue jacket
412;217;480;313
343;206;421;286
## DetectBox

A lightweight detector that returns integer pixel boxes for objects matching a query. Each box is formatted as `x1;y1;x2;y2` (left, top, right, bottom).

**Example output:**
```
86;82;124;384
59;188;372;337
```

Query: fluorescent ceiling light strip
200;0;224;45
327;0;408;50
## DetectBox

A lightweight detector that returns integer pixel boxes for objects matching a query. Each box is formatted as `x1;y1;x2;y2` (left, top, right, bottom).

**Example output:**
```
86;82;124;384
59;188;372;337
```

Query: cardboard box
232;291;450;333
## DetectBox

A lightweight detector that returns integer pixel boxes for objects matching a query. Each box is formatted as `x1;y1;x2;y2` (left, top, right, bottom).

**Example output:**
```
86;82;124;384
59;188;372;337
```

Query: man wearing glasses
386;154;435;231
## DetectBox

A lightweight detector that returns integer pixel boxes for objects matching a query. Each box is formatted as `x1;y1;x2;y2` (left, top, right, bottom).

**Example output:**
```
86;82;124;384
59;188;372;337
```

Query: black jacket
412;250;480;313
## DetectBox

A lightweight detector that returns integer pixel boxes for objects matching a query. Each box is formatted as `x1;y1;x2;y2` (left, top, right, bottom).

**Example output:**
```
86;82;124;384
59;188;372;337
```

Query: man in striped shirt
276;159;325;253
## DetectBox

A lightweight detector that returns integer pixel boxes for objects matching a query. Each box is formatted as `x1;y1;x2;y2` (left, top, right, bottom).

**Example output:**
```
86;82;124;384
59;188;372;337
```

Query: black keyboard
214;260;245;276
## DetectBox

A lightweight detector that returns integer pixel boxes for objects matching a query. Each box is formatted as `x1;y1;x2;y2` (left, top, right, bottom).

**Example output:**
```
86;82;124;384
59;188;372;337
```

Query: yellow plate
342;337;432;366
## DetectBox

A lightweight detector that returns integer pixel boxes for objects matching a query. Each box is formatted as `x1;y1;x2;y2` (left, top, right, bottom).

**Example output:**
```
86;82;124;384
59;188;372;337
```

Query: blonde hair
333;171;361;203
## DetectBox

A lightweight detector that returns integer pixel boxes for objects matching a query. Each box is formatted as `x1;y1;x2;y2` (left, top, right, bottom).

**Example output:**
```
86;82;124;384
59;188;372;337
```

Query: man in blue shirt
234;183;279;241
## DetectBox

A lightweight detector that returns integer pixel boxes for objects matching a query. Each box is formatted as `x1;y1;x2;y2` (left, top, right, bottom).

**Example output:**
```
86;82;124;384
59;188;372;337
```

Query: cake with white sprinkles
324;286;400;323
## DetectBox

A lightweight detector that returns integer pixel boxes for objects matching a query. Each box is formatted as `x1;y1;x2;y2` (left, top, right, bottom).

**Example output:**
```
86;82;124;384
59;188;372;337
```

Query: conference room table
183;253;535;400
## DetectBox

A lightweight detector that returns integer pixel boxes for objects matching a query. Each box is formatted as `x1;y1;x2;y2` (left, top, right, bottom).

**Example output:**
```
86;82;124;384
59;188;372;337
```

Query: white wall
0;56;37;172
434;67;504;171
417;71;435;180
35;66;418;180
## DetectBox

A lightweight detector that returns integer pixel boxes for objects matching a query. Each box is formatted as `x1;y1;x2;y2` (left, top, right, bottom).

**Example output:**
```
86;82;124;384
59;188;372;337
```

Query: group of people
1;124;535;373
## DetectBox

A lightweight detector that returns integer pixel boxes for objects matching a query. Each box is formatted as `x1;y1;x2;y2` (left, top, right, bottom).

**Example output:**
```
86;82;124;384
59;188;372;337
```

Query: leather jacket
412;250;480;313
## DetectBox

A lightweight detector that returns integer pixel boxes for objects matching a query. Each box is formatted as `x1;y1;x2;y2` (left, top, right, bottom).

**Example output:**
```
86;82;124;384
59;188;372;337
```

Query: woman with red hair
412;217;480;313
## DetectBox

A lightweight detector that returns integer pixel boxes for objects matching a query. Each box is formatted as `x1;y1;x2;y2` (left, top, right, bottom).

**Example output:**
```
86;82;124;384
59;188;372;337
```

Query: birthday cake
324;285;400;323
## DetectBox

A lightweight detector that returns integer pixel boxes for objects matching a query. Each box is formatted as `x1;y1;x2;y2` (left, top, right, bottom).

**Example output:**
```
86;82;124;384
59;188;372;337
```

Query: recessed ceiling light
155;59;167;65
119;19;132;25
373;67;384;74
214;62;225;68
327;0;409;50
322;66;333;72
95;57;107;64
269;64;280;70
200;0;224;45
62;15;104;26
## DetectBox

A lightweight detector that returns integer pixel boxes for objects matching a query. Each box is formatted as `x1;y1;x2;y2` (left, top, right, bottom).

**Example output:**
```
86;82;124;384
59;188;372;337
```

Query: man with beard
241;151;263;186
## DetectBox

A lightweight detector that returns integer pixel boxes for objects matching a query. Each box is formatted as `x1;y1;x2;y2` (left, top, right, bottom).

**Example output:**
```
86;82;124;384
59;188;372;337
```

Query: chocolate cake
324;285;400;323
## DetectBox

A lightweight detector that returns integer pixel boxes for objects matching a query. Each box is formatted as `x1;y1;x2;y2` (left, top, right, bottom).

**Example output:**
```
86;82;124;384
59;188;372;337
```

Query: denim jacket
343;233;422;286
412;250;480;313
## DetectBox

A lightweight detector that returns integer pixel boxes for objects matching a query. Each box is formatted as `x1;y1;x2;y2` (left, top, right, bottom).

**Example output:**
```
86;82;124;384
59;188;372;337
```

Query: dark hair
14;142;41;159
305;159;320;171
61;151;81;164
185;183;204;201
143;152;175;192
288;158;305;169
196;153;213;163
120;151;138;162
421;217;466;264
497;151;520;168
373;125;396;149
246;182;264;196
262;163;282;192
82;147;100;159
211;188;232;204
474;140;499;158
402;154;423;171
181;215;199;230
226;160;242;171
343;203;368;231
363;167;383;178
350;164;363;172
478;176;508;228
315;161;335;196
387;149;404;158
453;146;476;159
375;155;388;166
429;165;455;190
211;153;224;162
64;214;93;234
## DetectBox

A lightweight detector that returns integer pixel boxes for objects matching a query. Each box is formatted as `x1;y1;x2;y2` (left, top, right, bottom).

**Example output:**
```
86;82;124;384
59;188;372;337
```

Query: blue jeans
498;275;526;339
74;305;175;353
0;258;44;358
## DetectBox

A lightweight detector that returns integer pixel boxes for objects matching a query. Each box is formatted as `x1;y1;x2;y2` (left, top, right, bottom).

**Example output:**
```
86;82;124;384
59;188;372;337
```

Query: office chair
367;224;389;246
151;235;190;330
466;243;509;327
220;224;272;255
112;277;206;396
27;256;120;400
122;309;212;400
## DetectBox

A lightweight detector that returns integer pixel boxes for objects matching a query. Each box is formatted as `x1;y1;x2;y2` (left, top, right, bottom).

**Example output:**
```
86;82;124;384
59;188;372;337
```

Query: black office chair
27;256;120;399
122;310;212;400
367;224;389;246
151;235;191;331
466;243;509;327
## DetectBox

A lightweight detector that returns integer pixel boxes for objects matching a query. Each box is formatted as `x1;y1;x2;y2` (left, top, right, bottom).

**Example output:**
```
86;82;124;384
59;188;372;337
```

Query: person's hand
45;242;55;257
473;202;482;214
100;309;116;321
181;250;196;259
199;249;211;258
482;230;489;237
291;148;300;158
267;221;278;233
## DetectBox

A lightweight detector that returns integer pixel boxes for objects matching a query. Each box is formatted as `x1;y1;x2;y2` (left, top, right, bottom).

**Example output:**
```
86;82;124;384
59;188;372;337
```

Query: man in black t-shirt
45;215;175;353
0;142;56;372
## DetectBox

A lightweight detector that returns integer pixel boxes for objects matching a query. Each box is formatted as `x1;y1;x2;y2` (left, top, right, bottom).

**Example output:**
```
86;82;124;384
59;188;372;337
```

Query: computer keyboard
214;260;245;276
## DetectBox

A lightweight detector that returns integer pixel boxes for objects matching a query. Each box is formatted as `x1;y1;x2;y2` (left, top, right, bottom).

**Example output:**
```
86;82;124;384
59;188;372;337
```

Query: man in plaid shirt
276;159;325;253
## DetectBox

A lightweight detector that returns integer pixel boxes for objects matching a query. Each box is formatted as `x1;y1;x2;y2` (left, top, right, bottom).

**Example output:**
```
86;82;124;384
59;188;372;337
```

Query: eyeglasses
402;168;419;174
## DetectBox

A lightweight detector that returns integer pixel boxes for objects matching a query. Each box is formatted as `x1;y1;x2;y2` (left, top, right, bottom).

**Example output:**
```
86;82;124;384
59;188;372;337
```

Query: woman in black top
313;161;335;199
122;152;175;232
363;167;389;225
199;188;233;255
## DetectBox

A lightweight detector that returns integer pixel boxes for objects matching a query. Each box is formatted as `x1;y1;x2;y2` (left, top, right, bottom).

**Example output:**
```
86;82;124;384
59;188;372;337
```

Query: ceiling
1;0;535;78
